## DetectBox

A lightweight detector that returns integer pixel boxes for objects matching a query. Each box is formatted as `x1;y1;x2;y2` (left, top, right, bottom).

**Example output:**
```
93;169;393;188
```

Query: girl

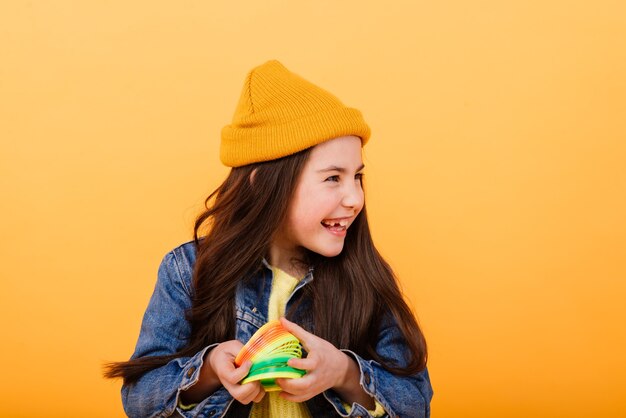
105;60;433;417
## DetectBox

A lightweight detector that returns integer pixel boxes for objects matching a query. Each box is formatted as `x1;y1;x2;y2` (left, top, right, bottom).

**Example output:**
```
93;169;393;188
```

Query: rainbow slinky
234;320;306;391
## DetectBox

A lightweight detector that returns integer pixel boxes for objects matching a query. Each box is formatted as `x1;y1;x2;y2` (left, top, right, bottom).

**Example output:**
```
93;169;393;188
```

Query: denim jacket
122;241;433;418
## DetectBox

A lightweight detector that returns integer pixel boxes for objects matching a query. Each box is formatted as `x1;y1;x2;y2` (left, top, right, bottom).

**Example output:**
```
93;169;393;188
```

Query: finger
279;389;313;403
229;380;262;405
242;385;264;405
275;377;295;394
280;317;316;350
219;340;244;358
225;360;252;385
286;356;317;371
252;387;266;403
275;375;312;395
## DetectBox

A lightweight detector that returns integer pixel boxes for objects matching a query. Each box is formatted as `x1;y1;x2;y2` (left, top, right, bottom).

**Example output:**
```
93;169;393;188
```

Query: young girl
106;60;433;417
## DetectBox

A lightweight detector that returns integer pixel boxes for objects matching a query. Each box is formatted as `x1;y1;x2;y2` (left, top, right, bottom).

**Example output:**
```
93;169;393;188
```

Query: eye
325;175;340;182
355;173;364;181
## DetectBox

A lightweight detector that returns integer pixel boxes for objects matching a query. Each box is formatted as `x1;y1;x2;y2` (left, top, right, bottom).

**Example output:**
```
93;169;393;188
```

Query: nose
342;180;364;211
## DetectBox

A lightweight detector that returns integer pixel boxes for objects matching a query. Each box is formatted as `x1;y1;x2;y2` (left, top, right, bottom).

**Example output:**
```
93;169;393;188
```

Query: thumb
230;360;252;385
279;317;314;350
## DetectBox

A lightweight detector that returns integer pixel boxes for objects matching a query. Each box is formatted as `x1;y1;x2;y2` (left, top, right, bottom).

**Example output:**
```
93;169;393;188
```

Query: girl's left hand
275;317;367;404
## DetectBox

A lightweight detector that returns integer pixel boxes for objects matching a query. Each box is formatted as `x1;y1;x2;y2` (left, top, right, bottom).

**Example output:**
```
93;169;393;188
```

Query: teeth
322;219;349;227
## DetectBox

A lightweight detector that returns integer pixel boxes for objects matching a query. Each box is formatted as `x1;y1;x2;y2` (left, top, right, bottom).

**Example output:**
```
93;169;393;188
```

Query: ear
249;168;257;185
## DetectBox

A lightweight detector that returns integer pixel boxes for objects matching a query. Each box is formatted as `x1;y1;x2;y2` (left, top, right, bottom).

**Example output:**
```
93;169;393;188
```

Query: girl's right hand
208;340;266;404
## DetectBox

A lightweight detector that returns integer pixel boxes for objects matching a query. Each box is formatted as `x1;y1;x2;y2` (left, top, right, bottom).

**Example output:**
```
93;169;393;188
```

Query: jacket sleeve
322;315;433;418
121;251;233;418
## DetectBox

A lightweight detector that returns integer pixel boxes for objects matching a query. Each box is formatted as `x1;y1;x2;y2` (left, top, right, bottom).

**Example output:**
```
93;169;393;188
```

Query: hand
275;317;356;403
208;340;265;404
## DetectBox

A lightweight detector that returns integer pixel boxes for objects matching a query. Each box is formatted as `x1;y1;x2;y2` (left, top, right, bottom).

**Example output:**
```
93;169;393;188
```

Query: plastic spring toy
234;320;306;391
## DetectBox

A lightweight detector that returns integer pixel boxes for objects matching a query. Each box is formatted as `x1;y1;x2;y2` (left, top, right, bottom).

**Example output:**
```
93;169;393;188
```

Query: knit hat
220;60;370;167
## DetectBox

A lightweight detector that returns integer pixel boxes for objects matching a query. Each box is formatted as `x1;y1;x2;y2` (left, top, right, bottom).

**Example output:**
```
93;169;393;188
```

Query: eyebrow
317;164;365;173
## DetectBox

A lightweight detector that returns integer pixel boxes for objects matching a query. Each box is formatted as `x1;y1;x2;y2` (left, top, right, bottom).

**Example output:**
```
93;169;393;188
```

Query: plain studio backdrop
1;1;625;417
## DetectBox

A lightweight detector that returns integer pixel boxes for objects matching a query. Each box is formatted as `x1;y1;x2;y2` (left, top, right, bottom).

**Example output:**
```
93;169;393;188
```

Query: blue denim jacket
122;241;433;418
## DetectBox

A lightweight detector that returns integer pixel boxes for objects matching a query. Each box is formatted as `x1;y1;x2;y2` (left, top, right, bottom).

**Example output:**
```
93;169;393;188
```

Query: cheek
289;184;344;228
286;197;319;230
359;191;365;211
294;206;323;229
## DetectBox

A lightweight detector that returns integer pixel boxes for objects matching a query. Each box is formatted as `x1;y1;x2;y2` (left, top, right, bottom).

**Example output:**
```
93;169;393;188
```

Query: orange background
1;1;625;417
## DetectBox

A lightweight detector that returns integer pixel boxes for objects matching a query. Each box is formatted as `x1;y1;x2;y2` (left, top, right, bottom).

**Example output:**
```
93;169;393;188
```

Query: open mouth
321;218;349;232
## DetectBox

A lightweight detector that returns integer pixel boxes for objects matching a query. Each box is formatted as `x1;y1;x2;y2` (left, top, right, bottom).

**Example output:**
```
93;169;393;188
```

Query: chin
313;244;345;258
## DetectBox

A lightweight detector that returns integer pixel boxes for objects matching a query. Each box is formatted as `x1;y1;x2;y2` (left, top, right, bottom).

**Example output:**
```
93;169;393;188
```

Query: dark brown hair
104;147;427;384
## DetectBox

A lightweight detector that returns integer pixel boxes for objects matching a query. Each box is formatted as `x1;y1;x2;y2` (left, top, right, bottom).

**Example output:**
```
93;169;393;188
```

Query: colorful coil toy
234;320;306;391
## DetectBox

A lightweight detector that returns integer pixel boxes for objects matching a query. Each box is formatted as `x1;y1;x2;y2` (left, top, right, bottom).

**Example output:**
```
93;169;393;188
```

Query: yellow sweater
250;266;312;418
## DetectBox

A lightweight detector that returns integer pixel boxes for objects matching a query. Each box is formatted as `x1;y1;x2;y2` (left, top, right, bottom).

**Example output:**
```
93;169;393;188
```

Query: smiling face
270;135;365;273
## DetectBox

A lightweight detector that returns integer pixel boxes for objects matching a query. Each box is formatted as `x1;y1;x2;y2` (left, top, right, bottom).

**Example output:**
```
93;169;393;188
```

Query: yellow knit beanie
220;60;371;167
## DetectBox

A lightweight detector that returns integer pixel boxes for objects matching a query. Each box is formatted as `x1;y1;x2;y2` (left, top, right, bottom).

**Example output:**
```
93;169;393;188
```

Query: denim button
364;372;371;385
186;367;196;378
208;410;216;416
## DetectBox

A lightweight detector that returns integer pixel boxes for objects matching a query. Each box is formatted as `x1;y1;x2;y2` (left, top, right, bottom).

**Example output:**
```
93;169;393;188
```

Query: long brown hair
104;147;427;384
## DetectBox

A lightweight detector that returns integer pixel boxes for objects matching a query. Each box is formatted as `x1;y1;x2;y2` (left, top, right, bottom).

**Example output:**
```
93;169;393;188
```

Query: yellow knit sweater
249;266;312;418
